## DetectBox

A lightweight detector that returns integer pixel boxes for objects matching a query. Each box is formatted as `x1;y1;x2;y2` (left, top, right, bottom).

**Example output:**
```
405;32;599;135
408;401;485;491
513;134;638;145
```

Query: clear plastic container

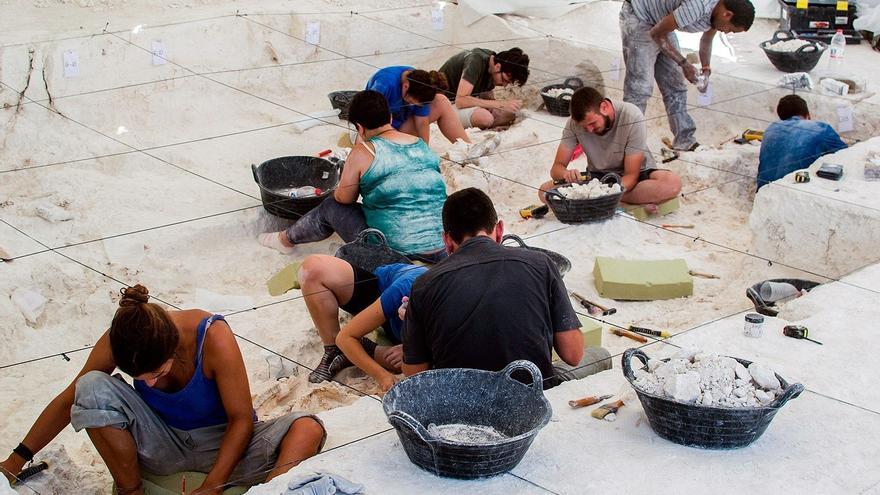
829;29;846;69
289;186;322;199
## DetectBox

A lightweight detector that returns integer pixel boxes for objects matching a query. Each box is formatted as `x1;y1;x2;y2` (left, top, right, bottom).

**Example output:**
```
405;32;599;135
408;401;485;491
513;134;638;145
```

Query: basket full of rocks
623;348;804;449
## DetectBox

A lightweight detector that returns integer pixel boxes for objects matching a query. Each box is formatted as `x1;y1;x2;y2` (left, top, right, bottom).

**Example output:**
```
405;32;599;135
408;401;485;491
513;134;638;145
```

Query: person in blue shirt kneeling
757;95;847;190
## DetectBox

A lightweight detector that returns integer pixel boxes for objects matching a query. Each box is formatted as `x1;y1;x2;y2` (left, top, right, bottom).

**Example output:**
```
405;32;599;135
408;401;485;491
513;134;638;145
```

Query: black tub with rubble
251;155;342;221
623;348;804;449
383;360;552;479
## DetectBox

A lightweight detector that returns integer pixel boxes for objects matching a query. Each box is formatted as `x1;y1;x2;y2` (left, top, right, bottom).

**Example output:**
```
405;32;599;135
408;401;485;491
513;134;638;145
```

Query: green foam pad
553;314;603;361
622;196;680;221
267;261;302;296
593;257;693;301
114;472;249;495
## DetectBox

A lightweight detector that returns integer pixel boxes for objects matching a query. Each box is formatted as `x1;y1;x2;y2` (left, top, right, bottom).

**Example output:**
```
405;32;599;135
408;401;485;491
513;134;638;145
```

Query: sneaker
308;345;352;383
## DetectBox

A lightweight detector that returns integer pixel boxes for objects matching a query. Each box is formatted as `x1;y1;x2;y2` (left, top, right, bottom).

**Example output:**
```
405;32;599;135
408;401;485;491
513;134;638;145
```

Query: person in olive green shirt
439;47;530;129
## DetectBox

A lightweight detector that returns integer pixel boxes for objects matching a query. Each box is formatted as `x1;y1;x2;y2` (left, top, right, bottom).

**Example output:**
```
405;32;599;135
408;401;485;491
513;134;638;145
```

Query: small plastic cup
759;281;800;302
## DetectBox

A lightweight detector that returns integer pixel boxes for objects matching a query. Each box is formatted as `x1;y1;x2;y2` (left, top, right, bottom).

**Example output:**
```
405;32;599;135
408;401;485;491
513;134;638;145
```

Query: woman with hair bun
365;65;471;145
0;285;325;494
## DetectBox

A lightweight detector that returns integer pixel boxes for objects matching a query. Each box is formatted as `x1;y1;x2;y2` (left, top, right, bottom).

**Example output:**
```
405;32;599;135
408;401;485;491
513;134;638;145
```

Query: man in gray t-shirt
620;0;755;151
539;87;681;206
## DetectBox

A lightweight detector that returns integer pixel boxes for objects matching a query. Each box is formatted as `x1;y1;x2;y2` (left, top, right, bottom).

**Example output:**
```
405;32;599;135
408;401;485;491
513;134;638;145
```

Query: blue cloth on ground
365;66;431;129
286;472;365;495
375;263;428;342
757;117;847;189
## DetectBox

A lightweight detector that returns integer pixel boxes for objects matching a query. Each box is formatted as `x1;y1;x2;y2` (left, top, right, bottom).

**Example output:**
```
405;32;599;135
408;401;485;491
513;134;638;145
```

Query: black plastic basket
760;30;826;73
540;77;584;116
623;349;804;450
501;234;571;277
383;360;551;479
334;228;411;273
544;173;624;224
328;90;359;120
251;156;342;220
746;278;820;317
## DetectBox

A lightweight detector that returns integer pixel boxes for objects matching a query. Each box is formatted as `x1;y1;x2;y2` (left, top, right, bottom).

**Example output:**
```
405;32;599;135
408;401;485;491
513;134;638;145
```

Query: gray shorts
552;346;612;382
70;371;325;486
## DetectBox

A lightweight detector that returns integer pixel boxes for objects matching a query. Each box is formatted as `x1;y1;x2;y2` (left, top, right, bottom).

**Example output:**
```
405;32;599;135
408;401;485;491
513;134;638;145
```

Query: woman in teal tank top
260;90;447;261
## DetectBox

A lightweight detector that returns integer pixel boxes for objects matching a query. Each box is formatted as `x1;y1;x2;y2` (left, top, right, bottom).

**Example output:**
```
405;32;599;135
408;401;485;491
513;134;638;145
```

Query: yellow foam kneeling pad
622;196;680;220
553;314;603;361
267;261;302;296
593;256;693;301
114;472;249;495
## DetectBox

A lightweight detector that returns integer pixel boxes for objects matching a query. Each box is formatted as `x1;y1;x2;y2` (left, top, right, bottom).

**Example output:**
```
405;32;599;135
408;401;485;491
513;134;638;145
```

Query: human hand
499;99;522;113
378;373;400;393
681;63;698;84
386;345;404;370
397;296;409;321
564;168;584;184
700;66;711;78
0;455;24;482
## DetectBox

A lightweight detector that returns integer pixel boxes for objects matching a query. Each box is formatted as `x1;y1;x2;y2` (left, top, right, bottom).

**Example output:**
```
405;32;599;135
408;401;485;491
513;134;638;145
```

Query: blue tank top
134;315;249;430
360;137;446;255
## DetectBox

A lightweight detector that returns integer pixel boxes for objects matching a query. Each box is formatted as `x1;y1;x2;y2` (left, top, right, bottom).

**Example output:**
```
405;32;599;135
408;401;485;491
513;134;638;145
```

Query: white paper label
837;104;854;132
151;40;167;65
63;51;80;78
431;8;444;30
610;57;620;81
305;21;321;45
697;82;712;106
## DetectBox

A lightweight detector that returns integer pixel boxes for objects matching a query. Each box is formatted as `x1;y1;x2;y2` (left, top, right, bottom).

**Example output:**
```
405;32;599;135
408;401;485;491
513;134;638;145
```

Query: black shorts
339;263;381;316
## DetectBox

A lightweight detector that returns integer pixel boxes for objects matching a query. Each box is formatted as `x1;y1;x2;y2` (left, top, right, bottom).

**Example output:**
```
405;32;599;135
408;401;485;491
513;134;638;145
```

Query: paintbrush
568;394;613;409
591;400;625;421
628;325;670;339
610;328;647;343
661;224;695;229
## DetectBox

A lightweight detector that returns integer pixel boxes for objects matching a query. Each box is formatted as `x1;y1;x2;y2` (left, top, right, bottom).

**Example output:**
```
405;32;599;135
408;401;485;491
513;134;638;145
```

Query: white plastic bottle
829;29;846;70
289;186;322;199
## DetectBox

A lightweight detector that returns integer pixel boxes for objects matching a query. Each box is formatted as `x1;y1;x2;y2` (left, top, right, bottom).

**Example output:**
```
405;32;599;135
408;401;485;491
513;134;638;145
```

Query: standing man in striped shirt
620;0;755;151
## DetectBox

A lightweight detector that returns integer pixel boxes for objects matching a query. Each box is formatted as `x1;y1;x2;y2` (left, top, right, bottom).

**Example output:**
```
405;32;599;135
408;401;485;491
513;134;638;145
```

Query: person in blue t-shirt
298;254;427;392
758;94;847;190
365;66;470;146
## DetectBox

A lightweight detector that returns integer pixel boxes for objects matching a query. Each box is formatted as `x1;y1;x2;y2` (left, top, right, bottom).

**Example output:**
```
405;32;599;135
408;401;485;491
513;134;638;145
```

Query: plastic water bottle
289;186;321;199
829;29;846;70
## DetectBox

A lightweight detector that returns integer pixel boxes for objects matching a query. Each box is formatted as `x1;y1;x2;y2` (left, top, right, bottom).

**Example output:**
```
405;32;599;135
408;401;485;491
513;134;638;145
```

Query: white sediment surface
1;0;879;493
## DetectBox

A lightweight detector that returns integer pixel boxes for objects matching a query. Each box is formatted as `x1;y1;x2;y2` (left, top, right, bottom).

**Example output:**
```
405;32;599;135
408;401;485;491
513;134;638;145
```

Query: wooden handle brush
610;328;647;343
591;400;625;421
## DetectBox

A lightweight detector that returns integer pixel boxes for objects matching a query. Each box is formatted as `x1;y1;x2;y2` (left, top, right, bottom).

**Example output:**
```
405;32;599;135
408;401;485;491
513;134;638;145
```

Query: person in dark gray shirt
402;188;610;388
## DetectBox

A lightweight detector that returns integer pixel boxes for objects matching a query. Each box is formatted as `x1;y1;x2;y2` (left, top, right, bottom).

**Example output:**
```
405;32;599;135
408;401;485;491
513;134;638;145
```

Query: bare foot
375;344;403;373
643;203;659;215
258;232;296;255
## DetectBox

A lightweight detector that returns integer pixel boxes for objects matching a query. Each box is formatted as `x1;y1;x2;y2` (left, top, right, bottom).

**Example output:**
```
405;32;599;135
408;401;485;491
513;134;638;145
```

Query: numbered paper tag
151;40;167;66
63;51;80;78
610;57;621;81
837;104;854;132
697;82;713;106
431;7;444;30
305;21;320;45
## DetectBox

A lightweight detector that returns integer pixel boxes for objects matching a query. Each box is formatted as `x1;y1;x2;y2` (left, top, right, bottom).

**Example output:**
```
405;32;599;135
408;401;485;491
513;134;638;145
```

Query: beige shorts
455;106;479;128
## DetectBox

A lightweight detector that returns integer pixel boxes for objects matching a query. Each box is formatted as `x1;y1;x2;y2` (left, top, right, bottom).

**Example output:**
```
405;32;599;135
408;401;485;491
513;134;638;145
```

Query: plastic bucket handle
388;410;438;444
622;348;650;382
564;77;584;88
354;228;390;246
251;163;260;185
500;360;544;390
771;30;794;43
770;382;805;408
501;234;527;248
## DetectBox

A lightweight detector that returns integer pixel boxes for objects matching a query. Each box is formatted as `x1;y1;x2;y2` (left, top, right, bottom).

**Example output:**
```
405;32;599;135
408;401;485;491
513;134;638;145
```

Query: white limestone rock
748;363;781;391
